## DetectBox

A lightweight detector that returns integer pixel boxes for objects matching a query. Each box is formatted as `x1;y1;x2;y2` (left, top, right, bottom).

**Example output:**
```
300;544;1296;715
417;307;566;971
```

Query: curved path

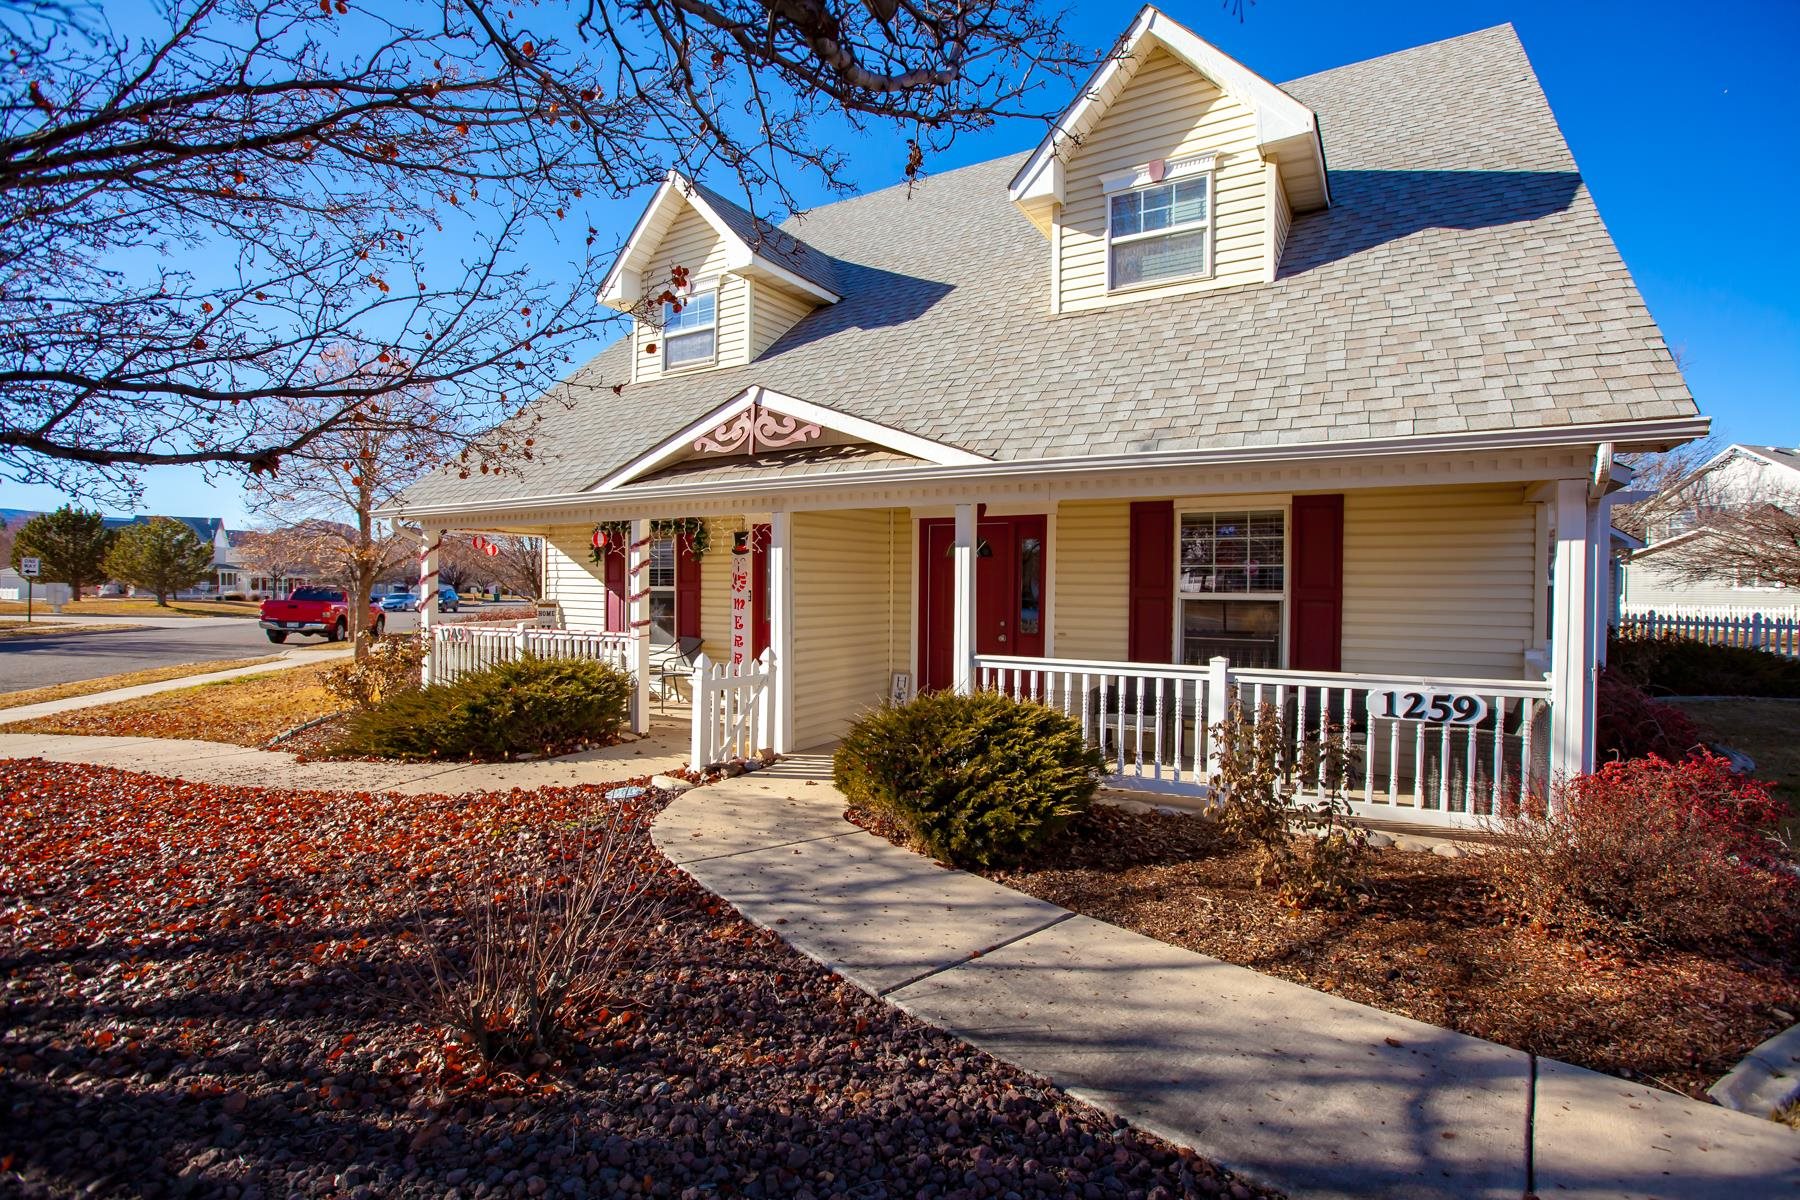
652;757;1800;1200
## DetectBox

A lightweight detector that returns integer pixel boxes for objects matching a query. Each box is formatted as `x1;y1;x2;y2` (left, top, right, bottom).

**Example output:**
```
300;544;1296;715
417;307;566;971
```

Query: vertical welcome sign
729;534;751;668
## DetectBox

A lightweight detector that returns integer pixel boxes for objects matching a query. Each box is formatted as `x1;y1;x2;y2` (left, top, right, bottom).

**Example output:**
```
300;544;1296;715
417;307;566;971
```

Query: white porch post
629;517;652;736
768;511;795;753
418;526;443;683
1549;479;1598;788
951;502;977;694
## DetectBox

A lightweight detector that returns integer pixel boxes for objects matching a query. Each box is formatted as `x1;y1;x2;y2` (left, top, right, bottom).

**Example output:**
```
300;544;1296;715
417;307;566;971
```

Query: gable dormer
599;174;840;383
1010;6;1329;314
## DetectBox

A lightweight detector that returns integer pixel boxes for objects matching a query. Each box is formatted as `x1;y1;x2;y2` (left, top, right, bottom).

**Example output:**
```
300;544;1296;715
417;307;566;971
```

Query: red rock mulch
0;760;1275;1200
847;802;1800;1102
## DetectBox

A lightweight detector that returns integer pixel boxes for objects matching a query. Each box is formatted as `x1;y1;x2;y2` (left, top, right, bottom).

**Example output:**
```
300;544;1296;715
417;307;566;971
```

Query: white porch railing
690;649;774;767
974;654;1552;828
1619;606;1800;658
426;624;636;684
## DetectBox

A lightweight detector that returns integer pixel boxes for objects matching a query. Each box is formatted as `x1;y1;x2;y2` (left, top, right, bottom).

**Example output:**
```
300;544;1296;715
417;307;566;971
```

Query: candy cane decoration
417;530;444;612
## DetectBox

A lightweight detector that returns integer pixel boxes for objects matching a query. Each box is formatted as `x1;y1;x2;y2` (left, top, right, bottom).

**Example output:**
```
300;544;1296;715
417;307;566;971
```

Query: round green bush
833;690;1103;869
332;655;632;761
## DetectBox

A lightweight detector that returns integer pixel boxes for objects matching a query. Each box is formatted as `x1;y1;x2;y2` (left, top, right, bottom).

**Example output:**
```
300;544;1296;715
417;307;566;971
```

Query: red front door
917;514;1047;693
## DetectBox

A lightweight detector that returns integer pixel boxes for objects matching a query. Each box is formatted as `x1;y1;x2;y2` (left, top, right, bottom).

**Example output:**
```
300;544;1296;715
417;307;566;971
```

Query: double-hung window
661;290;716;369
647;537;677;644
1108;172;1211;290
1177;509;1285;668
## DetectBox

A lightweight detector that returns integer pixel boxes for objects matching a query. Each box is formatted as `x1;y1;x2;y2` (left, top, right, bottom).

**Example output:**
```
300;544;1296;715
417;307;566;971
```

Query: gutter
379;415;1712;522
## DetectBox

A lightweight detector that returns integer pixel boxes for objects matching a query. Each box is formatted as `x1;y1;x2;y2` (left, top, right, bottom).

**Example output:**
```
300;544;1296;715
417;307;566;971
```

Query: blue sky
5;0;1795;523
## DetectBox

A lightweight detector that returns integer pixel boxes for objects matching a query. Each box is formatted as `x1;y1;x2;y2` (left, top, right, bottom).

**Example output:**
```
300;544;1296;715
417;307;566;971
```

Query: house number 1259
1373;691;1488;724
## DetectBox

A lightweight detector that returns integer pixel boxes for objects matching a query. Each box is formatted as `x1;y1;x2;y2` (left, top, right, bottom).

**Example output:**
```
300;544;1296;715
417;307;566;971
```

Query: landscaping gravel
0;760;1276;1200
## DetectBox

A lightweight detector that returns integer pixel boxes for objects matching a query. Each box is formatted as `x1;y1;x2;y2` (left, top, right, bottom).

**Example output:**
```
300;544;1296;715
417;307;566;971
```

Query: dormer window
662;290;716;369
1107;169;1212;290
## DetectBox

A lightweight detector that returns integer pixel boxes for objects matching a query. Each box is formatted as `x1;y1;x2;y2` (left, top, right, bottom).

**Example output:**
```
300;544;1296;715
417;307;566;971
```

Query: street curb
1710;1020;1800;1120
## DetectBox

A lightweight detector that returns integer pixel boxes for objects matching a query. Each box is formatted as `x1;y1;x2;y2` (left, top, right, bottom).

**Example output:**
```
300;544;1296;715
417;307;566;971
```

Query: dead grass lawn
1671;698;1800;836
0;656;285;709
2;663;340;745
0;598;263;618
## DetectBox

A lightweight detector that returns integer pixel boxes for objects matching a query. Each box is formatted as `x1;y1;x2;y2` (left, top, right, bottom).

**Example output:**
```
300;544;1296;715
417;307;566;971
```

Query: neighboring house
1620;444;1800;614
213;529;318;599
384;9;1708;824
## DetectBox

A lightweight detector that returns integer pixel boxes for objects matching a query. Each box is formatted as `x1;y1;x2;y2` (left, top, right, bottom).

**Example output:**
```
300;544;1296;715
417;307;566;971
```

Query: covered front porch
406;445;1612;829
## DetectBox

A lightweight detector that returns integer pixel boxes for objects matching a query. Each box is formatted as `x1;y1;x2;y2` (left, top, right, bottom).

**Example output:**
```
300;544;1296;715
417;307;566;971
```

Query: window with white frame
661;290;716;369
1108;172;1211;290
1177;509;1285;668
648;537;677;644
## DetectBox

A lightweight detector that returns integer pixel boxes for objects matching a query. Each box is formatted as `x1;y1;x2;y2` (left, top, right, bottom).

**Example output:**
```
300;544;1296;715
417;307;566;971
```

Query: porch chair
648;636;704;710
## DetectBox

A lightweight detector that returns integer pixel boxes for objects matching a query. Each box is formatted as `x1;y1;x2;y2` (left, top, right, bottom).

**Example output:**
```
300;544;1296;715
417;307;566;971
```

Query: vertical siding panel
790;509;907;747
749;281;816;358
1341;485;1538;678
543;526;611;629
1053;501;1131;661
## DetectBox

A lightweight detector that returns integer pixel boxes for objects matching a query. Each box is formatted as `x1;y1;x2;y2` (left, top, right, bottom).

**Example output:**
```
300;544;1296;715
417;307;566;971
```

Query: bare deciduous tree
1651;496;1800;592
0;0;1087;501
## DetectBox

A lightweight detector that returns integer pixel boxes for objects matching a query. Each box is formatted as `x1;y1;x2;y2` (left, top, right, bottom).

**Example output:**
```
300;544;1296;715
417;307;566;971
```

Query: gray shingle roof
401;23;1696;511
1745;445;1800;474
688;180;841;297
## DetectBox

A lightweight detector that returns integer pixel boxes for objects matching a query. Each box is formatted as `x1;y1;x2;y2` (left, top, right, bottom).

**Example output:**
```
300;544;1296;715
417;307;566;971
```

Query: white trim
589;385;990;492
1008;6;1329;214
384;417;1713;523
660;288;718;372
1173;504;1289;669
598;172;841;309
1100;152;1217;195
1104;167;1215;292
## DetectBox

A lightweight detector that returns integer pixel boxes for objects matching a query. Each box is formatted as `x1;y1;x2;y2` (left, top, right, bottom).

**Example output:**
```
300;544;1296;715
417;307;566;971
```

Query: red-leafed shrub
1489;753;1797;952
1595;669;1705;763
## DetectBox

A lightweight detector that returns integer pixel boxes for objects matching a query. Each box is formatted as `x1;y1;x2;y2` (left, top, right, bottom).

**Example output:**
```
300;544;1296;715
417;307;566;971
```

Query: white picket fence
690;649;775;767
425;624;637;684
974;654;1553;828
1619;606;1800;658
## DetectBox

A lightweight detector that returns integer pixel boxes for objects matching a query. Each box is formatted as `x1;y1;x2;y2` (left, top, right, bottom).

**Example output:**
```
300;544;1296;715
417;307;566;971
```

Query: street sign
19;556;39;577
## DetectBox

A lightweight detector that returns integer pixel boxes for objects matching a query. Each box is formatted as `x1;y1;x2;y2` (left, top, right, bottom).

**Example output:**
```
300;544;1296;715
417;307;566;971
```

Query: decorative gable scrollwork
692;403;823;456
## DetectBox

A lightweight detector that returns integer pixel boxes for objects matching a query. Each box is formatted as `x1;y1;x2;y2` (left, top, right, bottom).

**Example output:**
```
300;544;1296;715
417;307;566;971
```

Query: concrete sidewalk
653;758;1800;1200
0;724;689;794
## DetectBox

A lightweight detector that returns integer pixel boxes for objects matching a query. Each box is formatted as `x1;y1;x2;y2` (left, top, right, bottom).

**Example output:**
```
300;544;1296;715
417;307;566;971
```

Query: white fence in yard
690;650;774;768
426;624;636;684
1618;606;1800;658
974;654;1553;828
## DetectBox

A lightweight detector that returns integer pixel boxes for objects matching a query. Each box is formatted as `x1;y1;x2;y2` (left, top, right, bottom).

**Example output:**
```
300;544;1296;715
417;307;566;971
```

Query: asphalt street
0;618;290;691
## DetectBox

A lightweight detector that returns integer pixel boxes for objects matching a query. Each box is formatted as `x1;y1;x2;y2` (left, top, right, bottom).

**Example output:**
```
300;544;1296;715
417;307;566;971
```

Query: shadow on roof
1281;169;1582;277
756;261;956;357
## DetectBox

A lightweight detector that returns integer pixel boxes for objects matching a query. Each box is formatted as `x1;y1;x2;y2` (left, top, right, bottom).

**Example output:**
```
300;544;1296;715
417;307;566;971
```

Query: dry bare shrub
1487;753;1797;953
392;798;668;1067
323;633;424;711
1210;698;1367;908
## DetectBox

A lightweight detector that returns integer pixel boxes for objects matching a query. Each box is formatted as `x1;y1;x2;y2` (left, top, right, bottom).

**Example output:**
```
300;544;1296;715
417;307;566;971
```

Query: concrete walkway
652;758;1800;1200
0;723;689;795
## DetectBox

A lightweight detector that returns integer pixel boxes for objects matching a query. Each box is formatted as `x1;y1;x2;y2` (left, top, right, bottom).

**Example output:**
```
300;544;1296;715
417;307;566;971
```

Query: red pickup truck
259;586;385;644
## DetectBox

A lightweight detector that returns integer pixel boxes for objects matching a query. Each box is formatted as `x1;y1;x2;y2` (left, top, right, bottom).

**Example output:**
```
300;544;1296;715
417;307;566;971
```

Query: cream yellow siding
543;525;609;629
631;203;749;382
1341;485;1539;679
1051;500;1131;661
790;508;909;748
749;280;816;359
1056;48;1268;313
1266;160;1291;282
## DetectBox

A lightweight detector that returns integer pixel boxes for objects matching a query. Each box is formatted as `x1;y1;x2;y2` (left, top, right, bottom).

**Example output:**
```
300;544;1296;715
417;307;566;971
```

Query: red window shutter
1128;500;1176;663
604;545;626;633
1289;494;1344;672
676;532;703;640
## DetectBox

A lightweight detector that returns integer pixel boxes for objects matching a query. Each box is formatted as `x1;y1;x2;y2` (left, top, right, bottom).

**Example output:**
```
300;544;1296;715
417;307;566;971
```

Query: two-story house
384;8;1707;826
